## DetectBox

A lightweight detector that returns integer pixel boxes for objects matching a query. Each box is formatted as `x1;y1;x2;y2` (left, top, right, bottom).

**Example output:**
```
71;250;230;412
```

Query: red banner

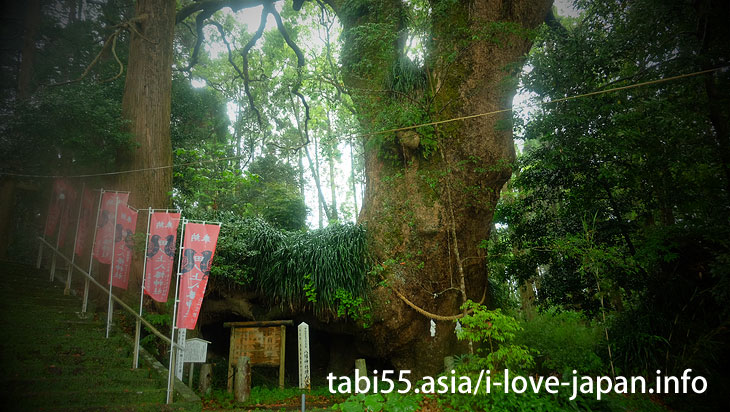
176;223;220;330
44;179;74;238
109;204;137;290
92;192;129;264
144;212;181;302
74;187;98;256
57;184;78;248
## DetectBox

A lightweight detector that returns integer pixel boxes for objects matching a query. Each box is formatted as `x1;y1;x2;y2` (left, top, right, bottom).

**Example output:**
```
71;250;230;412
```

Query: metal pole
105;194;120;339
167;217;187;404
66;182;85;295
134;207;152;369
189;363;195;388
37;182;55;269
83;189;104;313
49;191;65;282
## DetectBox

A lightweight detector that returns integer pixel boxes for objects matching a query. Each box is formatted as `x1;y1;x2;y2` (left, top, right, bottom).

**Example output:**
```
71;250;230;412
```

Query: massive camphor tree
116;0;551;375
332;0;551;374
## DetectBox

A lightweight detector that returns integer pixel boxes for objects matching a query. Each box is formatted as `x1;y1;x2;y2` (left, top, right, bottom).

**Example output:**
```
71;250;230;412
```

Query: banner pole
134;207;152;369
167;217;187;404
65;182;85;295
49;192;65;282
106;195;120;338
37;182;55;269
83;189;104;313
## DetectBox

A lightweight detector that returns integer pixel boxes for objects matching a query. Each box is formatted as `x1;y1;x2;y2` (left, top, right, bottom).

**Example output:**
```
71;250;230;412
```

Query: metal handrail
38;236;178;349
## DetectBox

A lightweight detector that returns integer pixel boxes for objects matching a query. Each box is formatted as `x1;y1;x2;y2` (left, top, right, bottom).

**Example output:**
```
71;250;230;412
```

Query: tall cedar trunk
115;0;176;289
0;179;15;259
17;0;41;100
335;0;551;376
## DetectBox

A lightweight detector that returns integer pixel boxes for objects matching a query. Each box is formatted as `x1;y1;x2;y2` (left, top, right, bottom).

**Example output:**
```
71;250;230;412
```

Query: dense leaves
490;0;730;409
184;209;371;318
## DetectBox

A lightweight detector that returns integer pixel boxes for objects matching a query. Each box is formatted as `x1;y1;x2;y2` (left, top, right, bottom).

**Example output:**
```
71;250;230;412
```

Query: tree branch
179;8;217;72
240;4;270;128
176;0;268;25
270;4;310;149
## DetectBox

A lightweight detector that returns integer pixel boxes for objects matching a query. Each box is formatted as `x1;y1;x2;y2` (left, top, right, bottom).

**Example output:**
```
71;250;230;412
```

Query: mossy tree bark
332;0;551;375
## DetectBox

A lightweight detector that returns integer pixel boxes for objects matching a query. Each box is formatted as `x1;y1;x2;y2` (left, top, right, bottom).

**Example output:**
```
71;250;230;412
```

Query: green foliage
334;288;371;327
248;219;372;318
441;387;572;412
514;308;604;375
1;81;132;176
243;155;309;231
171;76;230;149
333;392;422;412
493;1;730;409
384;57;426;96
185;210;371;319
303;273;318;303
455;301;535;372
139;311;172;357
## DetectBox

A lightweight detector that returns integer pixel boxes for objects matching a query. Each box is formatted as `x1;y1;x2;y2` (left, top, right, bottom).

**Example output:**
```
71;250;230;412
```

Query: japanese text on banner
176;223;220;330
144;212;180;302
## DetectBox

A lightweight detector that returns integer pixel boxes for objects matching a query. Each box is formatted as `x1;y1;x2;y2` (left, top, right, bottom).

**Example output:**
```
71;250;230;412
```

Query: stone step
1;387;169;410
0;260;200;412
2;375;165;392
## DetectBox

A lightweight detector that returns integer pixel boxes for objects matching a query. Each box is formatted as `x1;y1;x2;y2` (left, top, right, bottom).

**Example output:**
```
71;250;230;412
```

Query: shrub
514;307;604;376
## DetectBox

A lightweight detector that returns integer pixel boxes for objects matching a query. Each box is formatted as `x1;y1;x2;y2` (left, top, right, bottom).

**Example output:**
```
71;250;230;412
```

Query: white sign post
297;322;310;389
175;328;187;380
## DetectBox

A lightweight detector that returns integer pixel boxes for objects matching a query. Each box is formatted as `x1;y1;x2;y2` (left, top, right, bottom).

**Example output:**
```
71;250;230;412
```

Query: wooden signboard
224;320;292;390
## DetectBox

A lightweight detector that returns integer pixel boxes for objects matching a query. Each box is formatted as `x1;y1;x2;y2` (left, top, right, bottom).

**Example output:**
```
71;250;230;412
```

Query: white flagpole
49;190;65;282
105;194;120;338
167;217;187;404
37;181;56;269
65;182;85;295
83;189;104;313
134;207;153;369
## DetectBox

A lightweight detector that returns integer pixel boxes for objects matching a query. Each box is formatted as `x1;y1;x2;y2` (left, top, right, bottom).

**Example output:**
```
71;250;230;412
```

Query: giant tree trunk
334;0;551;376
17;0;41;100
116;0;176;287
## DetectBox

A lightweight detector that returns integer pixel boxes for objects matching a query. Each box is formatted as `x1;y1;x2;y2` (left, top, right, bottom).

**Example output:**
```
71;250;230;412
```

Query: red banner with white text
144;212;181;302
109;203;137;290
92;192;129;264
74;187;98;256
176;223;220;330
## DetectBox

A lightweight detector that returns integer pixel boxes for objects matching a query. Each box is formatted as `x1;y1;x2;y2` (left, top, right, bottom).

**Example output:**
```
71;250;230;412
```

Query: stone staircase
0;261;201;412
